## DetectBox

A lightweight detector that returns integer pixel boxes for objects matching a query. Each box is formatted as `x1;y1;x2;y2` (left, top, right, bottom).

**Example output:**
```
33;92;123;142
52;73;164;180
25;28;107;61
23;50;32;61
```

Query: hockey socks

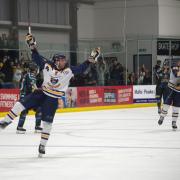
5;102;25;122
158;104;170;125
172;106;179;129
172;106;179;123
38;121;52;158
161;104;170;118
39;121;52;156
40;121;52;146
0;102;25;129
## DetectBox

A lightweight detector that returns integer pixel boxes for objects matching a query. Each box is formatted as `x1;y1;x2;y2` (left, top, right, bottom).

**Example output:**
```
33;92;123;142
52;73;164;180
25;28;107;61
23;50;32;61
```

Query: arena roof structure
67;0;125;5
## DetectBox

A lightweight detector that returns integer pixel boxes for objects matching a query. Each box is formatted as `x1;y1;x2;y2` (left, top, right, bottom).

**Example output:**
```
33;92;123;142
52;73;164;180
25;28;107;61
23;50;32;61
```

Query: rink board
0;85;156;117
0;103;156;117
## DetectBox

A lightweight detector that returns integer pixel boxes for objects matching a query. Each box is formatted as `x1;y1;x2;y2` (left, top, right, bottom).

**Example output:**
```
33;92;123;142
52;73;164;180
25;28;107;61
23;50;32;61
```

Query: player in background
17;63;42;134
158;59;180;130
154;60;161;76
0;33;100;157
155;61;170;114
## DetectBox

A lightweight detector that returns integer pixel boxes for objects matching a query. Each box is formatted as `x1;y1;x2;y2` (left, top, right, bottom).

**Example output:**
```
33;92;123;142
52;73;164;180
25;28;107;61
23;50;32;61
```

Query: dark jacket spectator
1;56;14;82
143;70;152;85
110;63;124;85
85;64;98;86
128;73;137;85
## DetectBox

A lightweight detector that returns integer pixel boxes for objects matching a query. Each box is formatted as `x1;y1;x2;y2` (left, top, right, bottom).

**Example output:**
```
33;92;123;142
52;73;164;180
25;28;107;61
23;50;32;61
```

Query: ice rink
0;107;180;180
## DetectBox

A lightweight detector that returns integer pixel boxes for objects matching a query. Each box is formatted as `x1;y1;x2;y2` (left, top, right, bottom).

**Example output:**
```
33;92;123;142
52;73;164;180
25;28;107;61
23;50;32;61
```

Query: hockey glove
25;33;36;49
88;47;101;63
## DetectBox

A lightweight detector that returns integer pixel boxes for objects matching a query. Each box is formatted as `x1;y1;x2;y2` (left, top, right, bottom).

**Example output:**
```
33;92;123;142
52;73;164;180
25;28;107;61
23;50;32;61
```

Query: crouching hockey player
158;59;180;130
0;33;100;157
17;63;42;134
155;62;170;114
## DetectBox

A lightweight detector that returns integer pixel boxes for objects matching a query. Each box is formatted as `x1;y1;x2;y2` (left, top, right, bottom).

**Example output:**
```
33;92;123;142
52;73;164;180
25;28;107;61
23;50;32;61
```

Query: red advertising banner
77;87;104;107
77;86;133;107
0;86;133;111
0;89;20;112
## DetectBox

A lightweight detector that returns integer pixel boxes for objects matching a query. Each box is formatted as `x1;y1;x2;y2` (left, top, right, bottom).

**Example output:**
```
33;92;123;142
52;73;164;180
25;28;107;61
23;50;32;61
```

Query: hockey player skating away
155;62;170;114
0;34;100;157
17;63;42;134
158;59;180;130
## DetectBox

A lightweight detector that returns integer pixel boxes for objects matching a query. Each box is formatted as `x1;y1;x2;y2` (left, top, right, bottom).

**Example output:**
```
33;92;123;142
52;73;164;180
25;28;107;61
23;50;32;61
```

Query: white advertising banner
133;85;156;103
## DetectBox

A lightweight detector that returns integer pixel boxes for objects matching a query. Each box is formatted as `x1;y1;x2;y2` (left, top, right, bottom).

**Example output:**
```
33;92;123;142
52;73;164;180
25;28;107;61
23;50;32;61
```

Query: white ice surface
0;107;180;180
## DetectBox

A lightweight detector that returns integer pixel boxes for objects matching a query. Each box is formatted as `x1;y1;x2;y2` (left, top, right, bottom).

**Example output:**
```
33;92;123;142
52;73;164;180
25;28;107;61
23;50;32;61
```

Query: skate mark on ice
0;144;180;150
147;129;180;133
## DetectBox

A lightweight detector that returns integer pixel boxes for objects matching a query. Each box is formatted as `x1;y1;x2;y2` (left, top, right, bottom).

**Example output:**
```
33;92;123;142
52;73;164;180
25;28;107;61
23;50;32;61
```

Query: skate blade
172;128;177;131
16;130;26;134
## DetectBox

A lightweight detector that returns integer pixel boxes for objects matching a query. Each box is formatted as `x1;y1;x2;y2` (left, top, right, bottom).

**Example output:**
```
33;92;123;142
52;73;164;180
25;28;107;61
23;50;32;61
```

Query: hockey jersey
20;72;37;98
42;63;73;98
168;65;180;92
31;49;89;98
156;69;170;88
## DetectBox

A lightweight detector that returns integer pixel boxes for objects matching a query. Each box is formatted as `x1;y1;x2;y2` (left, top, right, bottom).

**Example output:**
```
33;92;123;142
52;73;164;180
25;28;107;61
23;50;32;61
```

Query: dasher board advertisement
133;85;156;103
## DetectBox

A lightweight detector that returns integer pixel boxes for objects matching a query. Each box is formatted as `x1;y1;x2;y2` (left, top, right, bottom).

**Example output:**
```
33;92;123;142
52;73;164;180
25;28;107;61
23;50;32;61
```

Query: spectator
0;36;4;59
104;59;112;85
85;64;98;86
13;63;23;88
70;74;86;87
138;64;146;84
128;72;137;85
1;56;14;83
1;33;8;48
143;70;152;85
0;61;5;88
96;57;106;86
110;62;123;85
153;60;161;83
119;63;124;85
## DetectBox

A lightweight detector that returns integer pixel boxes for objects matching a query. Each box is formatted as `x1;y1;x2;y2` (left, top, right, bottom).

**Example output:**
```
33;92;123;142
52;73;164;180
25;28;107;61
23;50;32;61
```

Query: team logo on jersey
50;77;59;85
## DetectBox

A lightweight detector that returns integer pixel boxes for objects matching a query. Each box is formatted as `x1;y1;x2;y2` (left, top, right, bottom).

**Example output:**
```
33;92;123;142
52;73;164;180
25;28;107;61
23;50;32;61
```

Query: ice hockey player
154;60;161;75
17;63;42;134
158;59;180;130
155;61;170;114
0;33;100;157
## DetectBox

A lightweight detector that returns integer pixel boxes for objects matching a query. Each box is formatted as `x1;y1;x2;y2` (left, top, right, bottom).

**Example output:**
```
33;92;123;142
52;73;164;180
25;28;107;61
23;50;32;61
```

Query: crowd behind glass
0;33;155;89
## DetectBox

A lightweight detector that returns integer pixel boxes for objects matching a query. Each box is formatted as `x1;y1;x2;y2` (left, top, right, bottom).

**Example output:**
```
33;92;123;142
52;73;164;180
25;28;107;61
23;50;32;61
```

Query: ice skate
38;144;45;158
0;120;12;130
158;116;164;125
16;127;26;134
172;121;177;130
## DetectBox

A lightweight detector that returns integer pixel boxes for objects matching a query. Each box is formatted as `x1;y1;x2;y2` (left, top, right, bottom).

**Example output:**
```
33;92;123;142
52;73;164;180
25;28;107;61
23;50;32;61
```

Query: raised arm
70;61;90;75
70;47;101;75
25;33;46;70
31;49;46;70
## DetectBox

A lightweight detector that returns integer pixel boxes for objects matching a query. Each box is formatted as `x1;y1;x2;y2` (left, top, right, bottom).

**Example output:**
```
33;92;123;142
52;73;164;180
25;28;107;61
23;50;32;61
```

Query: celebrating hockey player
0;33;100;157
155;61;170;114
17;63;42;134
158;59;180;130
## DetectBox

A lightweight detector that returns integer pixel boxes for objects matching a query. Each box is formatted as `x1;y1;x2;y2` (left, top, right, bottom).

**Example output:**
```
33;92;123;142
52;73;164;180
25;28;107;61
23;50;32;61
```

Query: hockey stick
27;0;31;34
